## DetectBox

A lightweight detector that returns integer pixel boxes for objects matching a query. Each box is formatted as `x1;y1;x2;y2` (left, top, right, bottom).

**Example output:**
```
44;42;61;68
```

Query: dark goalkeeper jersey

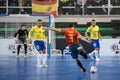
14;29;28;40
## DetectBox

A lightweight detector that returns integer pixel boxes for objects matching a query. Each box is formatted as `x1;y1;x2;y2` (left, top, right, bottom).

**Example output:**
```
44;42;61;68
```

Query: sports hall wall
0;16;120;56
0;39;119;56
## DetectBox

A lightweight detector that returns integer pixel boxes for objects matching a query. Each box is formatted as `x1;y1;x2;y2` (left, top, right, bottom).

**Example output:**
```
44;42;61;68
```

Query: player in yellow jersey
85;19;102;62
28;19;48;68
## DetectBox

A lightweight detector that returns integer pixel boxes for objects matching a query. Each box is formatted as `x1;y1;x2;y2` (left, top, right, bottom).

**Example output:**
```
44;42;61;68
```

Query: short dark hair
69;23;74;28
21;25;26;27
92;19;96;21
37;19;42;22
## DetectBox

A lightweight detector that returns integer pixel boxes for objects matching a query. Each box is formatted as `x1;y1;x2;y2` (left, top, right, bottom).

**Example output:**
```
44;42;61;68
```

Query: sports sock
94;50;99;59
37;54;42;65
76;60;86;72
89;50;96;56
43;54;47;65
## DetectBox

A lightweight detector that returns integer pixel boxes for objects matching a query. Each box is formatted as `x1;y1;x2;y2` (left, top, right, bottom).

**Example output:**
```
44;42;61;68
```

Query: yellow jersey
86;25;99;40
28;25;46;41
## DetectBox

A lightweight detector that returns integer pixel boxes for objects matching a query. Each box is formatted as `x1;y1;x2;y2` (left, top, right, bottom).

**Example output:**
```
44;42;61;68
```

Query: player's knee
43;50;46;54
38;51;43;54
95;48;99;50
24;44;27;47
77;46;83;51
18;45;21;48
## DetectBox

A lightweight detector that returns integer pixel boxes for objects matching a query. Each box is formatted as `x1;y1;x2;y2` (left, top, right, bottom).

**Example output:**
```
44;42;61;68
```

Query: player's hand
14;38;17;42
87;40;91;44
99;36;102;41
44;40;47;44
86;38;91;43
28;38;32;44
42;27;48;30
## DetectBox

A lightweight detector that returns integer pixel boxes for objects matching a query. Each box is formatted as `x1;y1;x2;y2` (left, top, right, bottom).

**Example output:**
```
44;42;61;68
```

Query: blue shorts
69;44;86;59
34;40;46;51
91;39;100;49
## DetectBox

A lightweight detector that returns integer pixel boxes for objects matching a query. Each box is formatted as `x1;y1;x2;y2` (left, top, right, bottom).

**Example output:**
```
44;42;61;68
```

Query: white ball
90;66;97;73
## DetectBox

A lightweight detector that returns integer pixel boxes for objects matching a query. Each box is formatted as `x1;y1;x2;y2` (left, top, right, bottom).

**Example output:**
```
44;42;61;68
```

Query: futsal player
44;24;91;73
28;19;48;68
14;25;28;58
85;19;102;61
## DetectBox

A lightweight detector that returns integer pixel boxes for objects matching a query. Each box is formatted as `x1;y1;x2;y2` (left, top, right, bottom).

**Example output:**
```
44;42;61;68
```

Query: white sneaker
43;64;48;68
36;64;43;68
96;58;100;62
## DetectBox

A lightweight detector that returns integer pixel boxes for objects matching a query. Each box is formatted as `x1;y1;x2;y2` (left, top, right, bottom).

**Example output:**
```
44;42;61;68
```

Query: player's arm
78;34;91;43
43;31;47;44
85;27;91;40
44;27;61;33
14;30;19;40
98;32;102;40
26;29;29;37
85;32;89;39
28;27;34;43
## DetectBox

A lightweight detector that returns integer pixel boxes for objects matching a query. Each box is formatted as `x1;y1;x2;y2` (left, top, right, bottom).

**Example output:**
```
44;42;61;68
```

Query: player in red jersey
44;24;90;73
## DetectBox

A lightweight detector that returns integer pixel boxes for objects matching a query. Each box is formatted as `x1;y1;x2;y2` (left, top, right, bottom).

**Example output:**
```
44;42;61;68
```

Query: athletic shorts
34;40;46;51
18;36;27;44
91;39;100;49
69;44;85;59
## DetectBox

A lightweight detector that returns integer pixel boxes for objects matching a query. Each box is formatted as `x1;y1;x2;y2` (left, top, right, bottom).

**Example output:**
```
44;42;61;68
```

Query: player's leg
34;41;43;67
23;39;27;57
75;58;86;72
69;44;86;73
93;40;100;61
88;40;97;60
42;49;48;67
24;43;27;57
17;44;21;57
77;44;88;59
41;41;47;67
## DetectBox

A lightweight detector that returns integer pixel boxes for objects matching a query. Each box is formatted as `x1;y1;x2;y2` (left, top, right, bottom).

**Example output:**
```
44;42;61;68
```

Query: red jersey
61;28;80;46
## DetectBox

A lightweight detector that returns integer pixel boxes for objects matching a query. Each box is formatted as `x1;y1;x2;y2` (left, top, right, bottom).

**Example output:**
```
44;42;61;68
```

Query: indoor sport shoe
42;64;48;68
96;58;100;62
24;54;27;58
17;55;19;58
36;64;43;68
81;67;86;73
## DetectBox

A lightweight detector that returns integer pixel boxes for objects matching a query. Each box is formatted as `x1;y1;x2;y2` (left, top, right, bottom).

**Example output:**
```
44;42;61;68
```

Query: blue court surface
0;55;120;80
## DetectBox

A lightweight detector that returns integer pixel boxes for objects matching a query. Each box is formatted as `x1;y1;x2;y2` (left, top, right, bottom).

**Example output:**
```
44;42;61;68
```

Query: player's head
21;25;26;30
37;19;42;27
69;24;74;28
91;19;96;26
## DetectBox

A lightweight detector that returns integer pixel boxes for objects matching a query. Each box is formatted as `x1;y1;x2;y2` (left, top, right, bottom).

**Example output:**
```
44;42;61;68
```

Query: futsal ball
90;66;97;73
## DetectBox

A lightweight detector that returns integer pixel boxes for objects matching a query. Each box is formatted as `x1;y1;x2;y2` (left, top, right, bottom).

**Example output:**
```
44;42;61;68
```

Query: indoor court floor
0;55;120;80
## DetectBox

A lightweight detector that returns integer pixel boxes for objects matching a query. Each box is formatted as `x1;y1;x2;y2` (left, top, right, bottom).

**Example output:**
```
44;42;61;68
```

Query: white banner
0;39;120;56
100;39;120;56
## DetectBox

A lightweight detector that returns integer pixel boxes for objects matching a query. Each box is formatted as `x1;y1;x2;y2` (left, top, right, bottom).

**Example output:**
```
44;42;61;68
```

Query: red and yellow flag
32;0;58;15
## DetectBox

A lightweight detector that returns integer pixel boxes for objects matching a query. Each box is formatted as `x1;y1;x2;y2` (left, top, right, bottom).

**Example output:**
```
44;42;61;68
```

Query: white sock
95;50;99;59
43;54;47;65
89;50;96;56
37;54;42;65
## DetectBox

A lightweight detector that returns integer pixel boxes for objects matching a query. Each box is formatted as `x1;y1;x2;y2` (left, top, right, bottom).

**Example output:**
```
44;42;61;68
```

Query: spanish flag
32;0;58;15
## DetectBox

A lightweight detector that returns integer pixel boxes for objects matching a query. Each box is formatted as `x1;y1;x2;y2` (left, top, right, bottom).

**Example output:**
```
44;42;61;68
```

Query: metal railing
0;0;120;15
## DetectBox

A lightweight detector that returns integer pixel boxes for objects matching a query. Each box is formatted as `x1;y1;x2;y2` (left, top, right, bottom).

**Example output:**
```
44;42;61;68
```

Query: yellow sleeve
98;26;100;31
28;27;34;38
86;26;91;32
